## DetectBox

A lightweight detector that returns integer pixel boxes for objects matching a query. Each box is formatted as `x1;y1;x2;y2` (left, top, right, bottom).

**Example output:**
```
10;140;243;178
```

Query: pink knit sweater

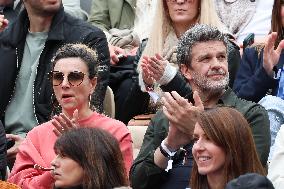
8;112;133;189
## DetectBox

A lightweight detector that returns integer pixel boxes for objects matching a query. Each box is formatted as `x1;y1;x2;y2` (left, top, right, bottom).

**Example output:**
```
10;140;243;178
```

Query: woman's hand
108;44;126;65
263;32;284;76
141;56;155;86
6;134;25;162
148;54;168;82
141;54;168;85
52;110;79;136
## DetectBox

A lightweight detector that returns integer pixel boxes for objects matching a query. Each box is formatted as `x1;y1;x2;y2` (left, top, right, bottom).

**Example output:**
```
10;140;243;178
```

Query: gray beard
191;71;229;94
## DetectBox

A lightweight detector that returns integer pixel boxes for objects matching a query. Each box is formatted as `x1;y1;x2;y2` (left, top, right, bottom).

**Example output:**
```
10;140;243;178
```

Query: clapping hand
52;109;79;136
141;54;168;85
263;32;284;76
162;91;204;150
147;54;168;82
141;55;155;86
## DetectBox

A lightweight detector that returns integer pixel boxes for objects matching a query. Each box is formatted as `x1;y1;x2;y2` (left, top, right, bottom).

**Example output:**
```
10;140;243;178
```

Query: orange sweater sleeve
119;132;133;176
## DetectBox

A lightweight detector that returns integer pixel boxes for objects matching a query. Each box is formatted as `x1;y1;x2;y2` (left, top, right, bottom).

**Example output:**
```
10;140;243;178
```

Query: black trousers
109;56;149;124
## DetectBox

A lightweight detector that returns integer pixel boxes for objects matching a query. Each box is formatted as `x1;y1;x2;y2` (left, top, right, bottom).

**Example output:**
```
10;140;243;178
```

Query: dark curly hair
177;24;229;68
51;43;99;79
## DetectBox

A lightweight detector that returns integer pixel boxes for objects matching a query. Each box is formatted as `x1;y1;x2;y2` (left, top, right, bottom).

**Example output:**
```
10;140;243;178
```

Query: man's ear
89;77;97;94
180;64;192;81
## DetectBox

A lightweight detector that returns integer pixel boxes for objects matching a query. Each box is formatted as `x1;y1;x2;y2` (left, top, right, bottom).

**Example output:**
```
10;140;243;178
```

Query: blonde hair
138;0;227;71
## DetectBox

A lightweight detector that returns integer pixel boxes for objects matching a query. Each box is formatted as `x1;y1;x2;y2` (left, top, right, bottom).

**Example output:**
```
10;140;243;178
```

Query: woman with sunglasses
50;128;129;189
190;107;265;189
8;43;133;189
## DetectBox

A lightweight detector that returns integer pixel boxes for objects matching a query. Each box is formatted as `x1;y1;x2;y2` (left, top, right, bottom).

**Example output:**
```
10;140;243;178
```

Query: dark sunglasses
50;71;86;86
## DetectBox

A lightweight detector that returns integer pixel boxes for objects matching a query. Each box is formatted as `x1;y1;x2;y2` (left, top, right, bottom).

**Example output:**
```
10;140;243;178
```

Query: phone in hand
6;138;15;149
243;33;255;49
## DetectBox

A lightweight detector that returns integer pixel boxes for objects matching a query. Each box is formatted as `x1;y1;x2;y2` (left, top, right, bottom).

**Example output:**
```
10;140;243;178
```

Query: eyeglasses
50;71;86;86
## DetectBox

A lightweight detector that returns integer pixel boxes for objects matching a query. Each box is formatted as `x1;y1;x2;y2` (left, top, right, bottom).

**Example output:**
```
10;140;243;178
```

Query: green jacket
89;0;136;35
130;88;271;189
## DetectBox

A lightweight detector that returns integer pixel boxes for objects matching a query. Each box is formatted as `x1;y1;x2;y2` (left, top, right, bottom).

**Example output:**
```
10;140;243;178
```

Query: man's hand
108;44;126;65
6;134;25;161
52;110;79;137
0;15;9;32
162;91;204;150
263;32;284;76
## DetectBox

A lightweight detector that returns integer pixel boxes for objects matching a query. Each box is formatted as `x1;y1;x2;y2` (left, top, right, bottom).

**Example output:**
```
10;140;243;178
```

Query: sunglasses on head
50;71;86;86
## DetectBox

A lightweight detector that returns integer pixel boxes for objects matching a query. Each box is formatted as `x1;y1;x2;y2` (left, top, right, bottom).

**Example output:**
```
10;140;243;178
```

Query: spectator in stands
89;0;157;65
233;0;284;160
130;24;270;189
0;0;109;166
225;173;275;189
268;125;284;189
191;107;265;189
233;0;284;103
0;0;87;26
50;128;129;189
0;121;6;180
88;0;158;124
214;0;273;44
8;44;132;189
113;0;241;124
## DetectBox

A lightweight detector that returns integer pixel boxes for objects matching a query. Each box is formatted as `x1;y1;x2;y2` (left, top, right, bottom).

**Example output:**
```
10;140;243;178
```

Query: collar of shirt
217;87;238;107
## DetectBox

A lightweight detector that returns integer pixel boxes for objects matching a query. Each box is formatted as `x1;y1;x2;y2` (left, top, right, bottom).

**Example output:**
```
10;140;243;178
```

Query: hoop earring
88;94;92;108
51;93;62;116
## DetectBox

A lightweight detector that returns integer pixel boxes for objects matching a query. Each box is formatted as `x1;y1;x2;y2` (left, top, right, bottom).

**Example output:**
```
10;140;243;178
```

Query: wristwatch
159;140;179;172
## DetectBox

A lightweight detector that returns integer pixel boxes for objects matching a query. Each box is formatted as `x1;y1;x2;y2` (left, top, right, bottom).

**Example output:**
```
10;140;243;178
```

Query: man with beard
0;0;109;166
130;24;270;189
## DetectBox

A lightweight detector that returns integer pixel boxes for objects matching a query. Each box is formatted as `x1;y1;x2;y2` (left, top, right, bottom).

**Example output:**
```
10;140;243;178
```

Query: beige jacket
88;0;136;38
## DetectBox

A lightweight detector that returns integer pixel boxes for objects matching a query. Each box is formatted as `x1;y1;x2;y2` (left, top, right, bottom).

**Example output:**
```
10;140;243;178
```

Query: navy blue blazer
233;46;284;102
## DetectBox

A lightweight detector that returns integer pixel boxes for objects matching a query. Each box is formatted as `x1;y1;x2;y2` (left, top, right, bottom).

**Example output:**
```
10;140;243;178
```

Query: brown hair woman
191;107;265;189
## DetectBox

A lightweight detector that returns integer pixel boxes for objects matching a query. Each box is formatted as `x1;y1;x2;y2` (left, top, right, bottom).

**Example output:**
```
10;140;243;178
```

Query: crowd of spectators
0;0;284;189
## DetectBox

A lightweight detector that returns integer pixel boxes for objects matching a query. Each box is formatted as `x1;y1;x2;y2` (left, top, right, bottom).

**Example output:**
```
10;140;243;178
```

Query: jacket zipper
32;45;46;125
6;48;20;111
